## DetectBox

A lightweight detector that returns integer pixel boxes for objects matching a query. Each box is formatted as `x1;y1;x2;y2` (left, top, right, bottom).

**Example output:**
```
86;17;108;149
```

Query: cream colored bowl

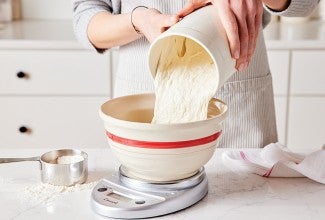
99;93;227;182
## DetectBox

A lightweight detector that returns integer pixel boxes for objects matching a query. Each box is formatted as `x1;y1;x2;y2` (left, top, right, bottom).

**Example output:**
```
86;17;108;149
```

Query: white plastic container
148;5;236;92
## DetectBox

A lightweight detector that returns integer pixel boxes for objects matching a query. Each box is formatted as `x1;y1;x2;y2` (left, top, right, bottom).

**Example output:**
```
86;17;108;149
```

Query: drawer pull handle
19;126;29;133
16;71;26;79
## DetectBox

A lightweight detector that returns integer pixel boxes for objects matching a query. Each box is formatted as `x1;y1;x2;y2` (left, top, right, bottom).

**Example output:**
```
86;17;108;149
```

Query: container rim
148;31;221;84
40;149;88;166
99;93;228;130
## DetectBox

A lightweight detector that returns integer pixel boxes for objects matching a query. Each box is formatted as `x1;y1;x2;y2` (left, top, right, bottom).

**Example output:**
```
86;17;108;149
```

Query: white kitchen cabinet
267;50;290;95
0;21;112;149
287;97;325;152
0;97;109;148
274;97;287;145
267;49;325;151
267;50;290;145
291;51;325;95
0;46;111;148
0;50;111;95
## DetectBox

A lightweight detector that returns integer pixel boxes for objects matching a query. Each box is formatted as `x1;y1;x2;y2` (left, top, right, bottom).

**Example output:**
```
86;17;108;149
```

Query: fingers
230;1;249;71
157;14;179;33
246;0;263;66
254;1;263;56
227;0;263;72
218;7;240;61
246;16;255;66
162;14;180;27
246;1;256;65
149;9;179;27
177;0;210;17
177;2;197;17
237;18;249;71
145;13;180;43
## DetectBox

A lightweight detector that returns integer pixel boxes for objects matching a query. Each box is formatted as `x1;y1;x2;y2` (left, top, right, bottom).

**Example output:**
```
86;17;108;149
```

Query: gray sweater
72;0;319;149
73;0;319;49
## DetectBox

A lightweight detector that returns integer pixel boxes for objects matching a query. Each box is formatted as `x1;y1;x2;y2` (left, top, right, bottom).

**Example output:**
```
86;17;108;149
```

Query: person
73;0;319;148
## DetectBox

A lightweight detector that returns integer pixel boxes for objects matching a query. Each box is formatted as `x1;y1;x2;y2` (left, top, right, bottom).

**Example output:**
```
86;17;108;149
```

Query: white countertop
0;20;82;49
264;20;325;49
1;148;324;220
1;19;325;49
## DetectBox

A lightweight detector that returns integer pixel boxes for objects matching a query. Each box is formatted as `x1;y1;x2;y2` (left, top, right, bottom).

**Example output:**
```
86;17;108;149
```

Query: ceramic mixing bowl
99;93;227;182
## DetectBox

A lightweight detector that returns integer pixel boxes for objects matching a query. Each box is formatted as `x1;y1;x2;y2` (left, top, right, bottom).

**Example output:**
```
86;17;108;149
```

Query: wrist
262;0;290;11
131;6;149;34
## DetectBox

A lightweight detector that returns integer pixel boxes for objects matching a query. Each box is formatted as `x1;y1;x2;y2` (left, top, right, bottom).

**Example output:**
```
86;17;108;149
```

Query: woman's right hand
178;0;263;71
132;7;180;43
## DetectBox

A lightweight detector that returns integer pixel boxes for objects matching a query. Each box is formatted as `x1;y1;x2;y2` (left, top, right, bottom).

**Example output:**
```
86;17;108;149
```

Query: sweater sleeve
72;0;121;51
264;0;320;17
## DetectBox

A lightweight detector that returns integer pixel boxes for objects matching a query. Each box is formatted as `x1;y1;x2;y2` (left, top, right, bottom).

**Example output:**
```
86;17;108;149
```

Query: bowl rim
99;93;228;129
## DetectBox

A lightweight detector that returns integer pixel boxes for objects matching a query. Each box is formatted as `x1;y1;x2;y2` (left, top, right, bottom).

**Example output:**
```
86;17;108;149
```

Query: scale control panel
92;179;166;209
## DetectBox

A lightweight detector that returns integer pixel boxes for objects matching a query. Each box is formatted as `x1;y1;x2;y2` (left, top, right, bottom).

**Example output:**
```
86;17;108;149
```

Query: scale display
107;191;133;202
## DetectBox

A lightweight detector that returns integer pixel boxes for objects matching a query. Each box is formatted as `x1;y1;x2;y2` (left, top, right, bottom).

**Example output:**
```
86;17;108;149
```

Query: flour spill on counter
20;181;98;205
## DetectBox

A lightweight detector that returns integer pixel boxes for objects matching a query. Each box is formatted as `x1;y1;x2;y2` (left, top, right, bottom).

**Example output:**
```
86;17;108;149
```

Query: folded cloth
222;142;325;184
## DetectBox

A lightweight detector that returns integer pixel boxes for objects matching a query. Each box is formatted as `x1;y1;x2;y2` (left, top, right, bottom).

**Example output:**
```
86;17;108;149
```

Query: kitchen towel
222;142;325;184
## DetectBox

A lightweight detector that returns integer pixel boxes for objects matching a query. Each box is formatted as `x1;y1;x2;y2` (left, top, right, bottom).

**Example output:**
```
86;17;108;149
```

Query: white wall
21;0;72;19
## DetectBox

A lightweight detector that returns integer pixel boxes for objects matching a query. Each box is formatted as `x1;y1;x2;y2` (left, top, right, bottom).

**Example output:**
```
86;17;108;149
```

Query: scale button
97;187;108;192
135;200;145;205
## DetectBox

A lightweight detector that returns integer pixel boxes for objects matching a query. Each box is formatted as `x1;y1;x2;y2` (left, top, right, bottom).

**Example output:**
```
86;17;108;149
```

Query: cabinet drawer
0;97;109;148
267;50;290;95
287;97;325;152
0;50;111;95
291;51;325;94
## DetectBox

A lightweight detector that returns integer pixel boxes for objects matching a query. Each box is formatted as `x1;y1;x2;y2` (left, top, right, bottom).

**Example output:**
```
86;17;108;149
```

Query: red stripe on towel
240;151;250;162
263;165;274;177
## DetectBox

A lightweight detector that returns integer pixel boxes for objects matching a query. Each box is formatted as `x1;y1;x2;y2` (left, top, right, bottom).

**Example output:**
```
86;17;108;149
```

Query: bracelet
130;6;148;34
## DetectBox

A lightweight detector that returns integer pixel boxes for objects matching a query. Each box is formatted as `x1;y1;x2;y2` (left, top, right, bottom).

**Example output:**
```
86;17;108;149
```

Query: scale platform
91;166;208;219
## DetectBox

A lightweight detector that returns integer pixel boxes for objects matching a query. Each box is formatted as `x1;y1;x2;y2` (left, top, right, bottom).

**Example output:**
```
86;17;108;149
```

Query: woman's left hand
177;0;263;71
133;7;180;43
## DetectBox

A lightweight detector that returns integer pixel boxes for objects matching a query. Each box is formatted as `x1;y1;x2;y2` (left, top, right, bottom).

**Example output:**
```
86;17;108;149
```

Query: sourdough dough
152;36;218;124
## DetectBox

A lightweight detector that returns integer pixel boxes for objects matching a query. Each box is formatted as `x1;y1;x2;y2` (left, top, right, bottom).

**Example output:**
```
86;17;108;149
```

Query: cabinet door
274;96;287;145
291;51;325;95
0;50;111;95
267;50;290;95
0;97;110;148
287;97;325;152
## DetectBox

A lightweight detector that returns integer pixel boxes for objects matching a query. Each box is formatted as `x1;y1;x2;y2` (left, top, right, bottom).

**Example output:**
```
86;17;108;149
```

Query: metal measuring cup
0;149;88;186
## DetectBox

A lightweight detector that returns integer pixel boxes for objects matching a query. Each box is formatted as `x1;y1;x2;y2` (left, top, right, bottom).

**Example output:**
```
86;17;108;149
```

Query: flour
152;36;218;124
57;155;84;164
20;181;98;205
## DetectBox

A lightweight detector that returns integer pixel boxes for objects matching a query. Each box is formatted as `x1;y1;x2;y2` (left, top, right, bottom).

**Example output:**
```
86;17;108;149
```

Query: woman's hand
132;8;180;43
178;0;263;71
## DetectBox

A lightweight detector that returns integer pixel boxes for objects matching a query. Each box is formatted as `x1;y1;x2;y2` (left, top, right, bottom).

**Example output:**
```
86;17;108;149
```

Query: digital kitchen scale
91;166;208;219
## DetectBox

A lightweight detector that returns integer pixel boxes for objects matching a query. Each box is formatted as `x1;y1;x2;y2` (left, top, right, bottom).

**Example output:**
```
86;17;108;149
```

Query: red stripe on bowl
106;131;222;149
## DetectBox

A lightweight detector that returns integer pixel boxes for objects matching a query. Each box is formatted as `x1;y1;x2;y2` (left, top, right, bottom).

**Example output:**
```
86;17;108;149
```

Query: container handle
0;156;40;164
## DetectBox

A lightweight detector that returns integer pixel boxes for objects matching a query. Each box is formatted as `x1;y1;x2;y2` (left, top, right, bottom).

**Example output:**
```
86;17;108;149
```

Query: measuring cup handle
0;156;40;163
